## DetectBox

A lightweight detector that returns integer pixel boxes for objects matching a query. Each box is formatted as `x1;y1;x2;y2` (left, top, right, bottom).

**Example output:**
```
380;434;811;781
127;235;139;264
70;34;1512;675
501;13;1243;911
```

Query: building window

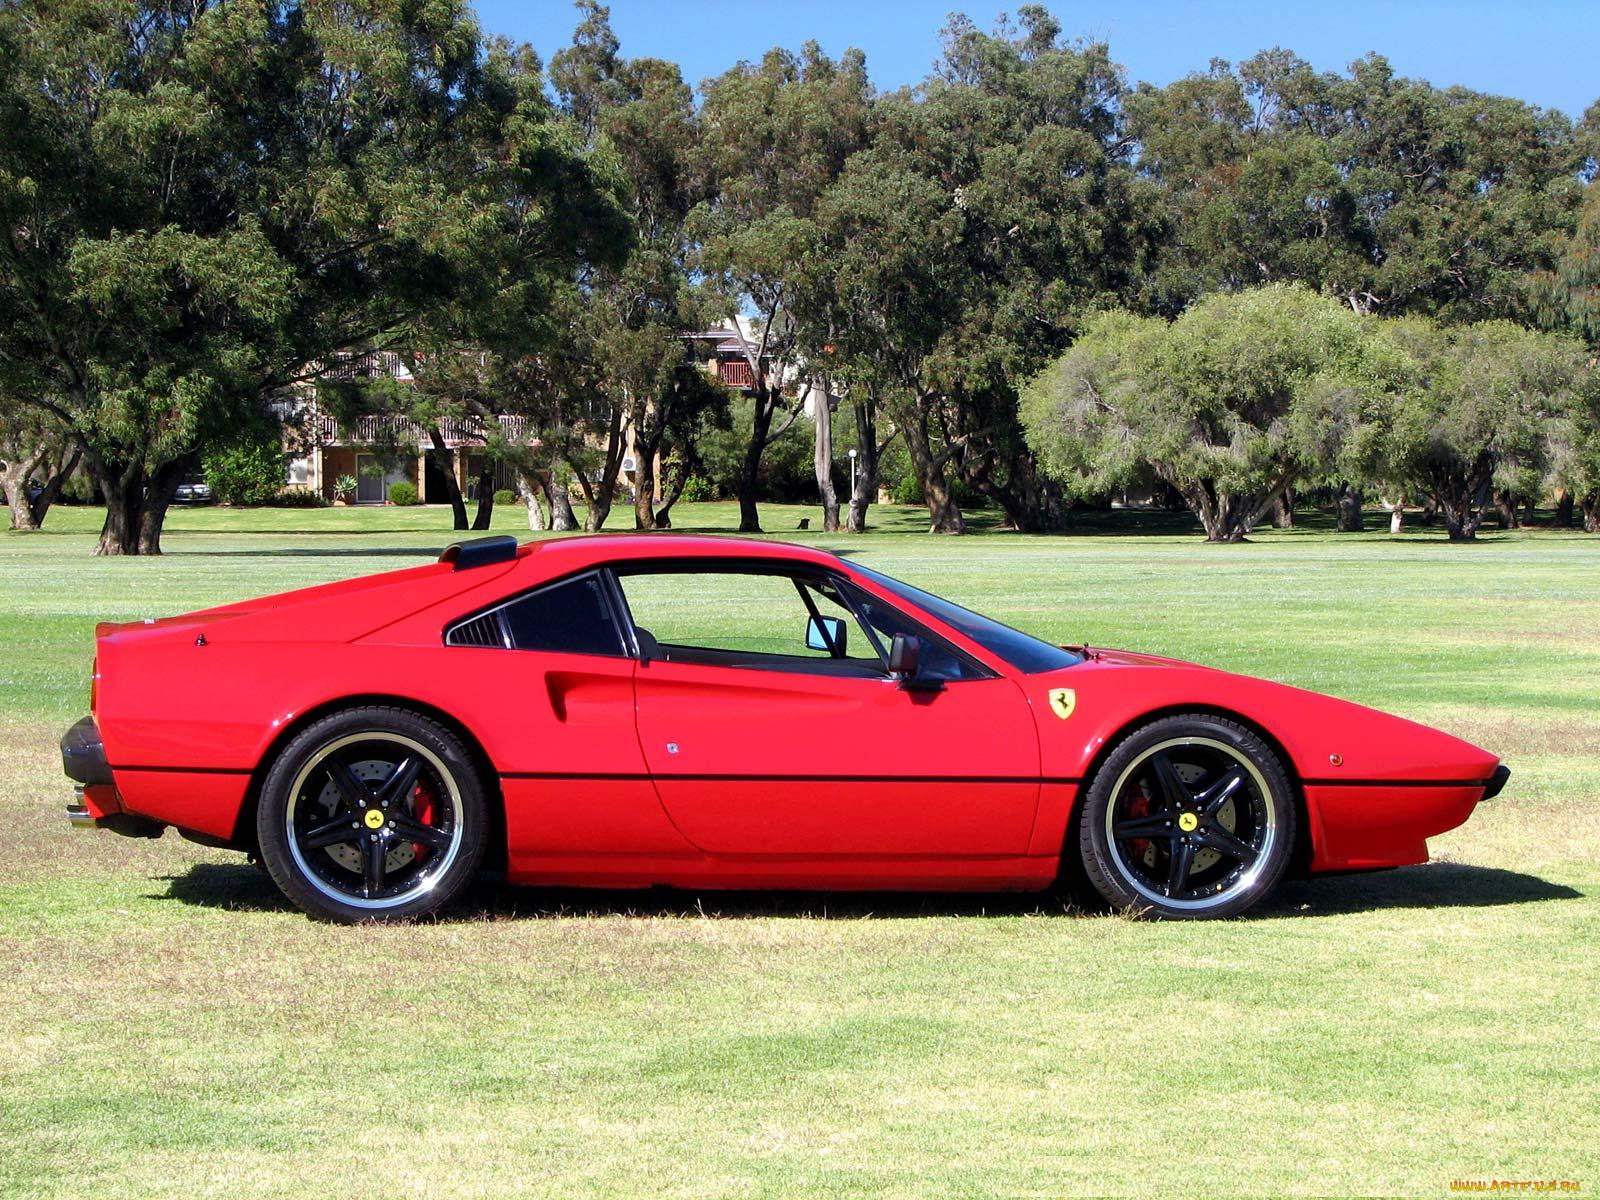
287;457;310;486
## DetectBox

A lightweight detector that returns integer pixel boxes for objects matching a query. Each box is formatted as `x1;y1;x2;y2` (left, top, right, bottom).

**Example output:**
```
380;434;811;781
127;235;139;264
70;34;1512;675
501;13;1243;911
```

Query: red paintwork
82;534;1501;890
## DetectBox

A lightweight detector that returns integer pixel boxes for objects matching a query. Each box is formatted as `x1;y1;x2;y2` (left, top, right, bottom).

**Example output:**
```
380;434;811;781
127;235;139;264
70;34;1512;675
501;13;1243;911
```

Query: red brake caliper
1127;789;1151;861
411;782;436;861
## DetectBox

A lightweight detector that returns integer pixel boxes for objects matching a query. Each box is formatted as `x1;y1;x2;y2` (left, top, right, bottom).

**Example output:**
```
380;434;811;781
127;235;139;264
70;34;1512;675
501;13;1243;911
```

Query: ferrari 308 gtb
61;534;1508;922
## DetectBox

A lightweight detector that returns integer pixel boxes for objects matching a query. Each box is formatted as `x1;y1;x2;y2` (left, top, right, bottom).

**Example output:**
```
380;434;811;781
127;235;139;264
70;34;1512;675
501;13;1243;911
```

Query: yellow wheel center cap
1178;812;1199;833
363;809;386;830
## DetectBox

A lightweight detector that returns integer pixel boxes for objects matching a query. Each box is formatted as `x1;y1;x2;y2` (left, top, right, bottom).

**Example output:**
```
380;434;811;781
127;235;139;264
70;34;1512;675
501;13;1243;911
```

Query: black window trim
442;567;632;658
604;557;995;682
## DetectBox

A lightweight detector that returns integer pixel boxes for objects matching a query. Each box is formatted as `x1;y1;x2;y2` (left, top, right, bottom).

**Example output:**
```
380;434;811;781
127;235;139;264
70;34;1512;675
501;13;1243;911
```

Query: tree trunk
633;448;658;531
516;472;548;532
1583;493;1600;534
1336;483;1364;533
1442;495;1479;541
845;391;887;534
30;446;80;528
136;459;186;556
1494;490;1519;530
3;442;80;531
1271;488;1294;529
549;474;576;531
1389;503;1404;535
470;460;495;530
427;431;469;531
736;396;771;533
91;454;188;555
653;459;692;529
1183;478;1270;543
899;402;962;534
1;458;38;530
810;379;839;533
1554;488;1575;529
1521;494;1537;526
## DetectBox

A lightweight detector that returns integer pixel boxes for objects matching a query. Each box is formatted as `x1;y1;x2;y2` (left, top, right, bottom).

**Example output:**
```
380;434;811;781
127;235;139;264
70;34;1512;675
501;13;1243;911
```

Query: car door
615;564;1041;858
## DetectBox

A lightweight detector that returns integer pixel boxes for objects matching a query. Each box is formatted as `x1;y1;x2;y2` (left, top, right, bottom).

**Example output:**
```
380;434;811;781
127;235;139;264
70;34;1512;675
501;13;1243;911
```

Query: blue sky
473;0;1598;120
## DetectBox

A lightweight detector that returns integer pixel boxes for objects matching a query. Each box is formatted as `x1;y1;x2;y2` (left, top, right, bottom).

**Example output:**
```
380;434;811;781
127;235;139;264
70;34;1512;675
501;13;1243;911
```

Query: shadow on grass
168;546;440;557
154;859;1580;922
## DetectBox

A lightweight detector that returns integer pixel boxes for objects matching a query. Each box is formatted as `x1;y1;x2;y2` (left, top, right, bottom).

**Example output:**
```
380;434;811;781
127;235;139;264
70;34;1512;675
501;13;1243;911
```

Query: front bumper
1481;764;1512;801
60;716;163;838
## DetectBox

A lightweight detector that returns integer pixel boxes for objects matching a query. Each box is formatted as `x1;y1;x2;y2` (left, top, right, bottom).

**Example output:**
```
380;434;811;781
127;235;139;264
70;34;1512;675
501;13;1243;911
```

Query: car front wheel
1078;714;1296;919
257;707;488;922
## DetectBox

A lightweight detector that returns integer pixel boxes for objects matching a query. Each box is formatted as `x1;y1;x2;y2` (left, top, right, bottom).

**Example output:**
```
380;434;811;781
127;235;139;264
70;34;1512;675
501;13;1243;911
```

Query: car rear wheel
256;707;488;922
1078;714;1296;919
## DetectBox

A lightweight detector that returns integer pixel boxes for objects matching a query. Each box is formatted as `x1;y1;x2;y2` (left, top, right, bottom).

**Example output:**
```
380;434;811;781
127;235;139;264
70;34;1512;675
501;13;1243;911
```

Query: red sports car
62;534;1508;922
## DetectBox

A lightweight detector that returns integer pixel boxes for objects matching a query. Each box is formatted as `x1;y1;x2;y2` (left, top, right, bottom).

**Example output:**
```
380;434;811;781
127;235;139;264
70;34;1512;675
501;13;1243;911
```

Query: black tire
1078;714;1296;919
256;706;488;922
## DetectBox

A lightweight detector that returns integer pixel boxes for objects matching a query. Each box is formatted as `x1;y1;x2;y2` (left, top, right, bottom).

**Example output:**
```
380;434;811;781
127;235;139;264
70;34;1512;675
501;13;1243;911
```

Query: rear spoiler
440;535;520;571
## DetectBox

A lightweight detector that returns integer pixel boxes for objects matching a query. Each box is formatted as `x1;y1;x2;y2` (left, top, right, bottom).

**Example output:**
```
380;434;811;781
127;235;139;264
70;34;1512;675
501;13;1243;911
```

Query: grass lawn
2;501;1597;1198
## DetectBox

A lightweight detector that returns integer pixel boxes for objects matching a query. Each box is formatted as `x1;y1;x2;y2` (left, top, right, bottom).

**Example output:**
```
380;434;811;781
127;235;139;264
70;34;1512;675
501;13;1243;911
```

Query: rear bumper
61;716;113;785
60;716;164;838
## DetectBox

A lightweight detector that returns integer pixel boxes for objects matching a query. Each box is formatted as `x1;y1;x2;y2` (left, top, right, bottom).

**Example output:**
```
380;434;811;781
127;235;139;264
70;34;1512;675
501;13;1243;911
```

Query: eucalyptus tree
695;41;873;532
1129;50;1584;321
1378;318;1593;539
1021;285;1391;542
805;8;1150;534
0;397;79;530
0;0;625;553
546;2;727;531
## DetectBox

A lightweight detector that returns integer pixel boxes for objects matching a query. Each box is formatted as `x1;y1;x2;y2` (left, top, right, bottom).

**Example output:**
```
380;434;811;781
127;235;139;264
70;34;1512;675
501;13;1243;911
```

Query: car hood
1026;650;1499;786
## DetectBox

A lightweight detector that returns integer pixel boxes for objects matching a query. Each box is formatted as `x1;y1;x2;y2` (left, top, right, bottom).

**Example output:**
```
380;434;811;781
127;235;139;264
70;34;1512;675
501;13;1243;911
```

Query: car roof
524;533;844;577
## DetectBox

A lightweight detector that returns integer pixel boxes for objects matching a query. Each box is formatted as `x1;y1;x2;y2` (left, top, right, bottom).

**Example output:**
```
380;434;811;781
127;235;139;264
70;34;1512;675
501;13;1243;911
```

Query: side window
616;569;880;672
846;584;987;682
447;572;626;657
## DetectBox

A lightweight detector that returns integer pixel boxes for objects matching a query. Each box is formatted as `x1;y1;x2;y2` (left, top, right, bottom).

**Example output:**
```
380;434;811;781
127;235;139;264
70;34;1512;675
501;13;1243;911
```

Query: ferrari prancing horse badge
1047;688;1076;720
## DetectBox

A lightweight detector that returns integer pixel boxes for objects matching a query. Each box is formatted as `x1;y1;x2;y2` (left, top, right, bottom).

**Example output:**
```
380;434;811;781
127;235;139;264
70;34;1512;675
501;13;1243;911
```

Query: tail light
90;656;99;713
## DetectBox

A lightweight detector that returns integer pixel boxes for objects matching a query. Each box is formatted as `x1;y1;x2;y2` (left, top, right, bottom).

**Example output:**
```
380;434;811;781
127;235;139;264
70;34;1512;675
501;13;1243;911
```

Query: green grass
2;502;1598;1198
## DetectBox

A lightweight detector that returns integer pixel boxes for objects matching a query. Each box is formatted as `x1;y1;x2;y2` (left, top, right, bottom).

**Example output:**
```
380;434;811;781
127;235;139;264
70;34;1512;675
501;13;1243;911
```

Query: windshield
849;564;1083;675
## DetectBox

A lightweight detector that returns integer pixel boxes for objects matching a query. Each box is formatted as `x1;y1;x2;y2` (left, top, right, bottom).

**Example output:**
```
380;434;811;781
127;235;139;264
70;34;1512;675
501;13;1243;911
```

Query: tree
695;41;873;532
0;0;625;553
1129;50;1585;322
1022;285;1388;542
1378;318;1593;540
0;398;79;530
549;2;722;531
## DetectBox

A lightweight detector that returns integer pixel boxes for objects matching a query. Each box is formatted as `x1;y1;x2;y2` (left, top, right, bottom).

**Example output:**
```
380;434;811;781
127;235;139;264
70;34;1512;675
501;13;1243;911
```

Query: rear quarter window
447;572;626;657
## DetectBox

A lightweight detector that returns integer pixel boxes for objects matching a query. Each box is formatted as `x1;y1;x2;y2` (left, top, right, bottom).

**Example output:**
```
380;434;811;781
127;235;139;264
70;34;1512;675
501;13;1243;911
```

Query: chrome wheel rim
1104;736;1278;913
284;733;464;911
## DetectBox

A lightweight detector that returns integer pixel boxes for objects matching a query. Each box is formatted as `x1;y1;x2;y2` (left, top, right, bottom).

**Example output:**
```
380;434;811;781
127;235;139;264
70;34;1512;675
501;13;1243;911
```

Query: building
281;327;786;505
280;352;533;504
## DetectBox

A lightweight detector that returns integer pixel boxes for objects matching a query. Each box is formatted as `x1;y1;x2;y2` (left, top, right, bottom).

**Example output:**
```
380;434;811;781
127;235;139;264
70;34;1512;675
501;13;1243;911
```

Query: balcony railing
717;359;755;389
298;411;538;449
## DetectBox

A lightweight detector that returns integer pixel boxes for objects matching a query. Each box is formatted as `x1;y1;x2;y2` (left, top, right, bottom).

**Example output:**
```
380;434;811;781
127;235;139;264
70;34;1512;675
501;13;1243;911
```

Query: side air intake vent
440;535;519;570
446;613;505;648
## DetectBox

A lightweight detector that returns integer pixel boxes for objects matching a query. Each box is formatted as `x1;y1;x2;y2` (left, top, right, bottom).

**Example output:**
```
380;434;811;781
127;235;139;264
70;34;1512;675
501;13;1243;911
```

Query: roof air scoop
440;535;520;571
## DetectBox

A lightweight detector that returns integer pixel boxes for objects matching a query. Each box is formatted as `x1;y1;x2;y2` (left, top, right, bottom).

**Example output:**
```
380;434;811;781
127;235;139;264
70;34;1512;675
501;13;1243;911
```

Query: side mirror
887;632;920;677
888;633;945;693
805;615;847;656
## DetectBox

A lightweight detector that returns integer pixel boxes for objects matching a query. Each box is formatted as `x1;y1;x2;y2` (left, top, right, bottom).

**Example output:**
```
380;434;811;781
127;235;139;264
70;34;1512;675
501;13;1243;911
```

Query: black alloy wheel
257;707;488;922
1078;714;1296;918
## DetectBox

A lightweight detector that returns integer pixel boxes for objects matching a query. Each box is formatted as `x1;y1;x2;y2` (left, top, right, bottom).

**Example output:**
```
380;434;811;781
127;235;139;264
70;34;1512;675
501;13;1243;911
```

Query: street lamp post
848;447;857;495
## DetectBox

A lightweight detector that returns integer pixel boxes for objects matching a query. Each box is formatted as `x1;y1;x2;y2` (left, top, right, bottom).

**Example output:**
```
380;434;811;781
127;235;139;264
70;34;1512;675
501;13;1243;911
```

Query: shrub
493;488;516;507
202;436;285;506
271;489;328;508
387;481;418;506
680;473;715;502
